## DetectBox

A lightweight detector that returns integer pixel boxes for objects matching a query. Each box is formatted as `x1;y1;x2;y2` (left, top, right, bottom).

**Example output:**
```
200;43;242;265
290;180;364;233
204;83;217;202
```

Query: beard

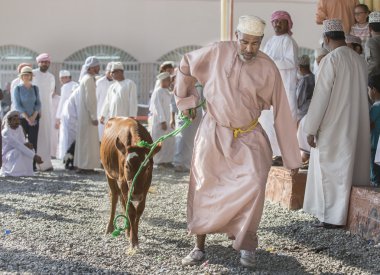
238;53;255;63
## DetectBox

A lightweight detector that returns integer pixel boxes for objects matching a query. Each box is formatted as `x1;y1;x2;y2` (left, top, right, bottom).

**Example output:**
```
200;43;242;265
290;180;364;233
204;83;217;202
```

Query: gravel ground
1;160;380;274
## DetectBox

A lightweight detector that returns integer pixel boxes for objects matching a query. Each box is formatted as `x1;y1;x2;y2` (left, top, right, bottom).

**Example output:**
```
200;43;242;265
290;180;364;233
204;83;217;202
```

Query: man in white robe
260;11;298;163
50;88;60;159
60;86;80;168
150;72;175;166
56;70;78;159
74;56;100;172
303;19;370;228
96;62;113;141
99;62;138;124
1;111;43;176
171;81;202;172
33;53;55;171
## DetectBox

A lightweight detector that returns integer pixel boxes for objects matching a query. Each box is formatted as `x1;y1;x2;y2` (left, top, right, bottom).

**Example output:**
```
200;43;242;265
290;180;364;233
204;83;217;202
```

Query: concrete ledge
346;187;380;243
265;167;307;210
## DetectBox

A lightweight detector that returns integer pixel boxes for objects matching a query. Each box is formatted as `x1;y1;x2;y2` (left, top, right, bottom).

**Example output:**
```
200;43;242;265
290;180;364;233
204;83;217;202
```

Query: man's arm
316;0;327;24
304;56;335;137
273;37;298;70
175;44;215;113
129;81;138;117
83;77;98;122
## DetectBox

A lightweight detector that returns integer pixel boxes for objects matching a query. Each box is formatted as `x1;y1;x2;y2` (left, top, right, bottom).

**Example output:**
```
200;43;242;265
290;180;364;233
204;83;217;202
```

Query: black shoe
311;221;343;229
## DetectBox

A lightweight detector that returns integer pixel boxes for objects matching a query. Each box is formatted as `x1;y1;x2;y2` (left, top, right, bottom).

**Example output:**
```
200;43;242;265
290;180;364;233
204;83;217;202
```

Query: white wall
0;0;322;62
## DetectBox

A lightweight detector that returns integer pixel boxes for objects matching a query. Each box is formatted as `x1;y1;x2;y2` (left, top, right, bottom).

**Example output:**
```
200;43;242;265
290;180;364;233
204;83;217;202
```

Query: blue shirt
13;84;41;116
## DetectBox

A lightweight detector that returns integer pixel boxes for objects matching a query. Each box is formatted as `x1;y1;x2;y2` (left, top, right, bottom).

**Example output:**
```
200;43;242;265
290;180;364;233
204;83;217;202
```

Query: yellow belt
230;118;259;139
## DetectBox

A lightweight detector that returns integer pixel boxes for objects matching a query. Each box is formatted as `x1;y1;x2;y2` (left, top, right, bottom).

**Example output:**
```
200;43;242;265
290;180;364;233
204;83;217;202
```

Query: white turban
156;72;170;81
2;110;19;130
79;56;100;81
237;15;266;36
111;62;124;72
59;70;71;78
105;62;113;72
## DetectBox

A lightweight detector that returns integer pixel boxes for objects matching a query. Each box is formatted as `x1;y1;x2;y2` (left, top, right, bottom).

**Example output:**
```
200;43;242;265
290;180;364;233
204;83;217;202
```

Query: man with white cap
149;72;175;167
303;19;370;229
176;15;300;267
96;62;114;141
365;11;380;77
74;56;101;173
260;10;299;166
345;34;363;55
99;62;138;125
33;53;55;171
154;61;175;90
55;70;78;159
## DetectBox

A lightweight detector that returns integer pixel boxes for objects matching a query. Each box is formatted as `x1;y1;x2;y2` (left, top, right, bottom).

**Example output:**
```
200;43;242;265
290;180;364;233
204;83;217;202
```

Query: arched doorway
0;45;38;89
62;44;140;91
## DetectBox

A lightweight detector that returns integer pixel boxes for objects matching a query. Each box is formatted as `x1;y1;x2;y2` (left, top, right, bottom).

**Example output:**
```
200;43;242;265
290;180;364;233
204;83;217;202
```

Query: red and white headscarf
271;10;293;35
36;53;51;63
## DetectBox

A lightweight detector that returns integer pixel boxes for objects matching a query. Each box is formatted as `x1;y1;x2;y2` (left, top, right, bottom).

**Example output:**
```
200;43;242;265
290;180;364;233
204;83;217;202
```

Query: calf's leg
106;176;118;234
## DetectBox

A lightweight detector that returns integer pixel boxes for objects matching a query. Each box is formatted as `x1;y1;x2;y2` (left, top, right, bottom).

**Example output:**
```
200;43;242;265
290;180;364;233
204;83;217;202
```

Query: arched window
62;44;140;86
156;45;202;64
0;45;38;88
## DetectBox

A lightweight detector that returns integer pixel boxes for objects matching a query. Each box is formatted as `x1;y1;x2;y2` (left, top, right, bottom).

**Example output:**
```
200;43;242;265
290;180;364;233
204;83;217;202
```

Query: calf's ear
115;137;127;155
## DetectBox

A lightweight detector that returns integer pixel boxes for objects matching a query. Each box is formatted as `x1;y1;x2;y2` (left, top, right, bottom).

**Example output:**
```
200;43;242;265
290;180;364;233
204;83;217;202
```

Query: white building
0;0;321;104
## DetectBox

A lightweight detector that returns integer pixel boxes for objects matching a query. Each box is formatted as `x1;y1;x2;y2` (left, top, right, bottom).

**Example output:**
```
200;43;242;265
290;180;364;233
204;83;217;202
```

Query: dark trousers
20;118;39;170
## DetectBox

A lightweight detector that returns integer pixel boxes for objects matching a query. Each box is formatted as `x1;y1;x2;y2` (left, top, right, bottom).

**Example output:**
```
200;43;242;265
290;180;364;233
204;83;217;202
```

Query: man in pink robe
175;15;301;268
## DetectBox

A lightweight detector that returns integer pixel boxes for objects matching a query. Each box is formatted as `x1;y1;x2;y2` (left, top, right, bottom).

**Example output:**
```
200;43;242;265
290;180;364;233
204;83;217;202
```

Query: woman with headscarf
0;111;43;176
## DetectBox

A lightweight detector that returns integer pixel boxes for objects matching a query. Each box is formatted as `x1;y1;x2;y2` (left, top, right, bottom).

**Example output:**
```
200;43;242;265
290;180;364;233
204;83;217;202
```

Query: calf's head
115;137;161;182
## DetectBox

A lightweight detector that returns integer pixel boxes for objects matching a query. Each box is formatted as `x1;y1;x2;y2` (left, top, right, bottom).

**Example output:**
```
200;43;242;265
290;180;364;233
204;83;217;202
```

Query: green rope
112;100;205;238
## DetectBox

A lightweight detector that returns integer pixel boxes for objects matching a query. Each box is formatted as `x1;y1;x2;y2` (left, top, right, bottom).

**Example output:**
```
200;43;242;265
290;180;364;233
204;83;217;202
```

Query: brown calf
100;117;160;248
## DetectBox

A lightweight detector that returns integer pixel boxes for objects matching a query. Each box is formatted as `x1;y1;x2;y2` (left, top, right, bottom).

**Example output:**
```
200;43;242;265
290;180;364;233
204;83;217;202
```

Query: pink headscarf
36;53;51;63
17;63;32;73
271;10;293;35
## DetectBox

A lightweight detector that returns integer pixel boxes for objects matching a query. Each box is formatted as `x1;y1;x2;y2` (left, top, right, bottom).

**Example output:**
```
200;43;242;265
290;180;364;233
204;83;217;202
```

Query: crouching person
0;111;43;176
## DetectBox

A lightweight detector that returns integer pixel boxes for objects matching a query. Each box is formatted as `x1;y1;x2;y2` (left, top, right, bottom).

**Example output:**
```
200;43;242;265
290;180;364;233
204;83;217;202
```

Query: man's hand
100;116;105;125
91;119;98;126
34;155;43;164
161;122;167;131
182;108;197;120
170;118;175;129
290;168;299;177
307;135;316;148
24;142;34;150
55;119;60;129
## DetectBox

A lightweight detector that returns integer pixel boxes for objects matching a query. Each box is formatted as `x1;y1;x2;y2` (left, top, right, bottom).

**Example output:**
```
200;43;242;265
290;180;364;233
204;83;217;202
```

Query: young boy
1;111;43;176
368;74;380;187
149;72;175;167
296;55;315;168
